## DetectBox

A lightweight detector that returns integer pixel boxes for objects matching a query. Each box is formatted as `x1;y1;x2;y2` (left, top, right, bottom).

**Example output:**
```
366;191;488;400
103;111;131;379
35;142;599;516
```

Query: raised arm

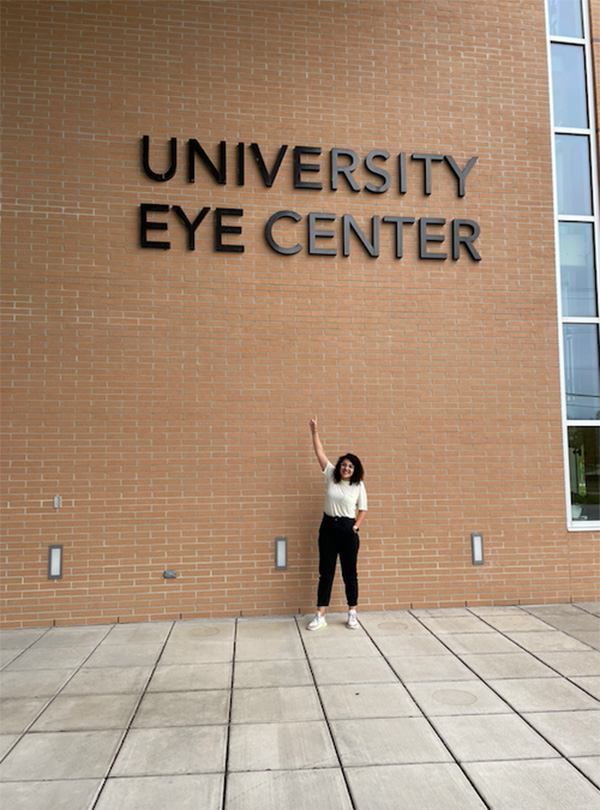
309;417;329;471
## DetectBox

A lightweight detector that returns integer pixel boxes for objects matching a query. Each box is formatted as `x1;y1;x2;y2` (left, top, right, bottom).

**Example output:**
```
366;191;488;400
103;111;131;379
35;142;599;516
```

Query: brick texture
1;0;599;627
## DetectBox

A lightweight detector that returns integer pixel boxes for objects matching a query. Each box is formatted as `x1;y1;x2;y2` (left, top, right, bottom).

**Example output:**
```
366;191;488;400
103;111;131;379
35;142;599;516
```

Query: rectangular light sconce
48;545;63;579
471;533;484;565
274;536;287;570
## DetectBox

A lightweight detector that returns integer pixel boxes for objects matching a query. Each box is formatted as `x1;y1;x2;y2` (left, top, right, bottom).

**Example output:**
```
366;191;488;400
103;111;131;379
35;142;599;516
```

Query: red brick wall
2;0;598;627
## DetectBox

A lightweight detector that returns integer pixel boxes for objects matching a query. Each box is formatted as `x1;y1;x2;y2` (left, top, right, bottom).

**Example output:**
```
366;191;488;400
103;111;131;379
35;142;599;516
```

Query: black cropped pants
317;514;360;607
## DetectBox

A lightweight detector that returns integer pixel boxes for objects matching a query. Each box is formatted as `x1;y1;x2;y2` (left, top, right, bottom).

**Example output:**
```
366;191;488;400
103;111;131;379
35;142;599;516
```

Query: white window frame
546;0;600;531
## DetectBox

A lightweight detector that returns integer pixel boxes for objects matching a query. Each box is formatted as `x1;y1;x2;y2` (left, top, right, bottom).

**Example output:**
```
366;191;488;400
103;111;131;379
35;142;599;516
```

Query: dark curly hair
333;453;364;485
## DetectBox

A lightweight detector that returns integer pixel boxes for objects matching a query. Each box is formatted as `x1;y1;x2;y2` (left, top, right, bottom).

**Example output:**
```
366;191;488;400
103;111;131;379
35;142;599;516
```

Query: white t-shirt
323;461;368;518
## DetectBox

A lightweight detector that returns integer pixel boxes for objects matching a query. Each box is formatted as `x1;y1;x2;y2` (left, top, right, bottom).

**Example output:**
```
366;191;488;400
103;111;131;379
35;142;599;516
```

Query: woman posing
307;417;367;630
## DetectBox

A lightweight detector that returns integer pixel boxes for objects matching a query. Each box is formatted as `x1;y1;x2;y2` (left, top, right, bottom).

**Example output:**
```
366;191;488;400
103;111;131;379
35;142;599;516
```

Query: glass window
548;0;599;529
547;0;583;38
555;135;592;215
551;44;588;128
559;222;598;317
563;323;600;420
568;426;600;522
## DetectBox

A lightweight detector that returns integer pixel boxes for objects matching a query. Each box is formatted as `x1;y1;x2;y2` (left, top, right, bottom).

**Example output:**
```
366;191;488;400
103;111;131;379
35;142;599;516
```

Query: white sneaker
347;610;359;630
307;612;327;631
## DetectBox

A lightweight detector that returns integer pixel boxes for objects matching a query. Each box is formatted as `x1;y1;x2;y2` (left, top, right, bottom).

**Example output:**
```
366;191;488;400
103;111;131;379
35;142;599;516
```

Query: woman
307;417;367;630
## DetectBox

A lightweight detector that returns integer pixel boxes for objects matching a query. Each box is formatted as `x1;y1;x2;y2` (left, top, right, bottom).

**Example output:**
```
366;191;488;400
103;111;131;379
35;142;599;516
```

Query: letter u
142;136;177;182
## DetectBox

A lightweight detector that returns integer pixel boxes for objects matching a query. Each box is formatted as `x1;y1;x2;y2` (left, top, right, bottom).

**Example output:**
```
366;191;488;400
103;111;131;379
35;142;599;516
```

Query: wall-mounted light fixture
53;495;62;510
471;533;484;565
48;545;63;579
274;536;287;570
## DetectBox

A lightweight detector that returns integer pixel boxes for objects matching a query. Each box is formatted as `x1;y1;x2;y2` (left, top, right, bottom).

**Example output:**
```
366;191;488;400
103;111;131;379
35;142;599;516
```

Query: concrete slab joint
0;604;597;810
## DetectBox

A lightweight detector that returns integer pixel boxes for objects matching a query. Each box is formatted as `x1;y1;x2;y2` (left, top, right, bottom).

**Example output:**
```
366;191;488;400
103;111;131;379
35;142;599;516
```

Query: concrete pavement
0;603;599;810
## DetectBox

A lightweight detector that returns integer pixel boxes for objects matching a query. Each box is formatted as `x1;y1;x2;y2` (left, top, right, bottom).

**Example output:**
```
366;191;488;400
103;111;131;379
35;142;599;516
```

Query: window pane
559;222;598;317
563;324;600;419
555;135;592;215
568;426;600;522
547;0;583;37
551;44;588;128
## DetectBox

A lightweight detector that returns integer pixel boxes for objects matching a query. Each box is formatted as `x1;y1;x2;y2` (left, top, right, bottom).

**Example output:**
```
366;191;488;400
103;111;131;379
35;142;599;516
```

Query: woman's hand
354;510;366;533
309;417;328;471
